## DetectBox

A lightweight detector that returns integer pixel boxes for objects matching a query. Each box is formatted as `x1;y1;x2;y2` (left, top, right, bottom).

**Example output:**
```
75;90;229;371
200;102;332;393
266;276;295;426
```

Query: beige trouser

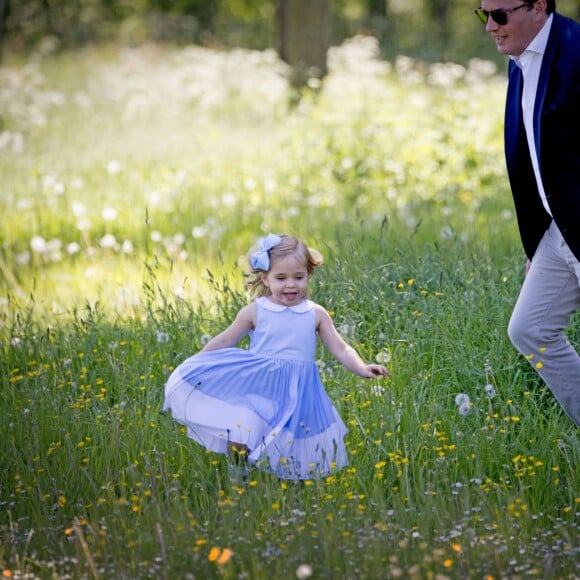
508;220;580;426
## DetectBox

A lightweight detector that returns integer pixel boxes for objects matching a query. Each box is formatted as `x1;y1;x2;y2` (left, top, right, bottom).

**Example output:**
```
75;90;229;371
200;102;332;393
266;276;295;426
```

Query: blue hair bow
250;234;282;271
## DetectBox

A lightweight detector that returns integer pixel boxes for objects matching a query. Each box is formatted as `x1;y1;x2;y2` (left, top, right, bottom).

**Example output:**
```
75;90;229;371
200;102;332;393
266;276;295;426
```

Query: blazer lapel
534;14;560;163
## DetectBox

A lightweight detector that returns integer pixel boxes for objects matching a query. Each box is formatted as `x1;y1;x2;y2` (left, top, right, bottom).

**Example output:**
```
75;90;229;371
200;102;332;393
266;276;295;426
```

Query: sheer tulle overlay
163;298;348;479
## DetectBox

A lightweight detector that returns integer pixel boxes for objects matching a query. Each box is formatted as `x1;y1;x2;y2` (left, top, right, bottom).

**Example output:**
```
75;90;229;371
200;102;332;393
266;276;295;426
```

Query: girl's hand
360;364;389;378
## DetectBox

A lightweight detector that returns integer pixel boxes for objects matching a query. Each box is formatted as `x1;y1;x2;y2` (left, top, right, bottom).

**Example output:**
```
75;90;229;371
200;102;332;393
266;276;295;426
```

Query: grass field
1;37;578;578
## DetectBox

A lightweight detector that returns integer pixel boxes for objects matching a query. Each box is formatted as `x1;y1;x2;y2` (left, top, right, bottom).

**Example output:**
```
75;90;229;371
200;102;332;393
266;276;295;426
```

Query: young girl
163;234;389;480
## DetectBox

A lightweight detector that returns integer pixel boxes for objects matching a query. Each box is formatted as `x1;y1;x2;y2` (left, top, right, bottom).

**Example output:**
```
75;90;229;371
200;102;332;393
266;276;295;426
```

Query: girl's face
260;253;310;307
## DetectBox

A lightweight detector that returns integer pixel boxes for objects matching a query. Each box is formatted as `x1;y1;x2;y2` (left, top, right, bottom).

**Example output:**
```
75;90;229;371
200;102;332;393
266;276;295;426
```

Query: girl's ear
260;272;270;287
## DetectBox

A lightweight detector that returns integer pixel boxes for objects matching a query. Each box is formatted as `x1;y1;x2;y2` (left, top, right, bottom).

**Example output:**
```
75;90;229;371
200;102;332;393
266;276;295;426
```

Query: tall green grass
1;39;577;578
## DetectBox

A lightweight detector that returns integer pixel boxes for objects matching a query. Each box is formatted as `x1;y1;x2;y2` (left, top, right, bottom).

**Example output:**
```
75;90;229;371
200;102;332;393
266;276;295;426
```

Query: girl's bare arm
315;305;389;378
200;303;256;352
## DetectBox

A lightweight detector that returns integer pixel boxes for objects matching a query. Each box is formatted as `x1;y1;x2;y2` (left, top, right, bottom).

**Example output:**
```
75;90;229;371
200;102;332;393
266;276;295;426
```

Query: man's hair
526;0;555;14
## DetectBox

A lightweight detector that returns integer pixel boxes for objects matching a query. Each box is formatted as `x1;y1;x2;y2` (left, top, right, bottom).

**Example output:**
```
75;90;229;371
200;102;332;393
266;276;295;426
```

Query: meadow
0;37;578;578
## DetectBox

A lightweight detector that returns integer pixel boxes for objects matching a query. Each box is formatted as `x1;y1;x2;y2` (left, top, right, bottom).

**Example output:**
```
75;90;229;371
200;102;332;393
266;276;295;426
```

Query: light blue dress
163;297;348;480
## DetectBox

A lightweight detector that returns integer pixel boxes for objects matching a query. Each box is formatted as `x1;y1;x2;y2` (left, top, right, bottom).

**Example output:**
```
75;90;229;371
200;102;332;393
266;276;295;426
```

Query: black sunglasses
474;3;530;25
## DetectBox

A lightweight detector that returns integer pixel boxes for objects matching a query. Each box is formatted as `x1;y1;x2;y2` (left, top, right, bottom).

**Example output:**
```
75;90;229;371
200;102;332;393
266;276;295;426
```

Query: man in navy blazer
475;0;580;425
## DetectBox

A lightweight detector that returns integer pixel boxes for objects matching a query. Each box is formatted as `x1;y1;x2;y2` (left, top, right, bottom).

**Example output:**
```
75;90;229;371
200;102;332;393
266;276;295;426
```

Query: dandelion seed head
192;226;207;239
455;393;470;407
484;384;496;398
102;207;118;221
458;404;471;417
121;240;134;254
370;384;385;397
338;324;353;336
76;218;92;231
30;236;47;253
376;349;391;364
16;252;31;265
106;160;122;174
441;226;454;240
67;242;81;255
100;234;117;249
155;331;170;344
71;201;87;217
296;564;313;579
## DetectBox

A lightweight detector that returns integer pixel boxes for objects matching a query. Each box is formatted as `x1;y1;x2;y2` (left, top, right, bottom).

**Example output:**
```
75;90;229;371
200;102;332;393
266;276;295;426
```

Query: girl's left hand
361;364;389;378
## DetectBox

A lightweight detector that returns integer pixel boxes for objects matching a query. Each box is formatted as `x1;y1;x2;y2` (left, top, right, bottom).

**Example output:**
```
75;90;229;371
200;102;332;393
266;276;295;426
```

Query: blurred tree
368;0;387;18
1;0;578;64
426;0;451;52
0;0;8;62
278;0;331;88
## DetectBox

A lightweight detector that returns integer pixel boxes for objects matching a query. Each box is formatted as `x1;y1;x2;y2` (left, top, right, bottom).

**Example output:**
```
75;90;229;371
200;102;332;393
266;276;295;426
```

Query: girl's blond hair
246;234;323;297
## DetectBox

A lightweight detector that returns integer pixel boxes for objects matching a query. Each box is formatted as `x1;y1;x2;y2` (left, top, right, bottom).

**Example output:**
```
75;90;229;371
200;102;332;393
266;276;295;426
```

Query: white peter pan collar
257;296;314;313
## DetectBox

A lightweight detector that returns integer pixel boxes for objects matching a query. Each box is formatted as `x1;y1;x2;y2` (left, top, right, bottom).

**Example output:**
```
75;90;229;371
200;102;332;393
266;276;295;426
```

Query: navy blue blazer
504;12;580;261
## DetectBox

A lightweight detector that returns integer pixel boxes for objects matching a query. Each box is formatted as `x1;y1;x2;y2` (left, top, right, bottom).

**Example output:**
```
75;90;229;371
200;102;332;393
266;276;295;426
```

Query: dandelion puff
76;218;91;232
455;393;470;407
484;384;496;398
67;242;81;255
106;160;122;174
441;226;454;240
376;349;391;364
100;234;117;249
458;404;471;417
296;564;313;579
338;323;353;336
200;334;212;346
121;240;134;254
102;207;118;221
16;252;31;265
30;236;47;253
71;201;86;217
156;331;170;344
370;384;385;397
192;226;207;239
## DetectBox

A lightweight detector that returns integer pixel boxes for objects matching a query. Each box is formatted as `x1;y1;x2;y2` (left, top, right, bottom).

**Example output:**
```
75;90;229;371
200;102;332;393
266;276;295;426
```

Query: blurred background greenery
2;0;579;66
